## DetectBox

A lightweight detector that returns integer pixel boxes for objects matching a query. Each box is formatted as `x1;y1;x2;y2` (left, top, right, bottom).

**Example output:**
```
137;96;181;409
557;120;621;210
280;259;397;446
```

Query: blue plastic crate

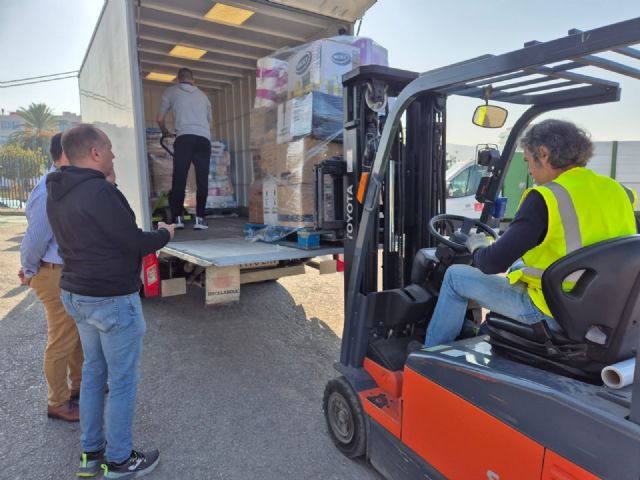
297;231;320;249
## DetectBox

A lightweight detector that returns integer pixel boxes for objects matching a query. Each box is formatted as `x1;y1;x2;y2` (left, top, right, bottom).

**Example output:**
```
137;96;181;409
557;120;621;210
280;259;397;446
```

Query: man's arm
473;191;548;274
19;186;53;281
92;185;171;255
156;90;172;136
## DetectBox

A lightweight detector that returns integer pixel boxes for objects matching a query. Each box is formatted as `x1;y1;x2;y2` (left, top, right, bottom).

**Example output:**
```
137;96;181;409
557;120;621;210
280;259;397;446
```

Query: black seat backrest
542;235;640;365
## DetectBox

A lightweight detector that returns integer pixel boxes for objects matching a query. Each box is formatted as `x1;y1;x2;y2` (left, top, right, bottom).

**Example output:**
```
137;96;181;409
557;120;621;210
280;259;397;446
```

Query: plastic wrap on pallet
146;128;174;198
249;106;277;147
251;143;287;181
283;137;342;184
276;92;343;144
244;223;300;243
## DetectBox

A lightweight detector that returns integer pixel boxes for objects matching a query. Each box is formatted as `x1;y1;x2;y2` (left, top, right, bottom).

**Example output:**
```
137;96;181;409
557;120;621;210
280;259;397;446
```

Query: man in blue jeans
47;124;175;477
423;119;637;348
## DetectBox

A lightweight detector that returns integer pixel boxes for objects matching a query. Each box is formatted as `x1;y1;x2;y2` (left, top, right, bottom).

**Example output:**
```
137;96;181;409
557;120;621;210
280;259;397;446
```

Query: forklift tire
323;376;367;458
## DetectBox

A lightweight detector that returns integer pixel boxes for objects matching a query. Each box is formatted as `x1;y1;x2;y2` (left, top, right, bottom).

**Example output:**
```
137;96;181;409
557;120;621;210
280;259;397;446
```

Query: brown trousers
30;264;83;407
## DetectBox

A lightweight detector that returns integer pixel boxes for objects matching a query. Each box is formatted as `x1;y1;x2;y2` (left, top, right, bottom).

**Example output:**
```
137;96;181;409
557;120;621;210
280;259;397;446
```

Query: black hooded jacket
46;166;170;297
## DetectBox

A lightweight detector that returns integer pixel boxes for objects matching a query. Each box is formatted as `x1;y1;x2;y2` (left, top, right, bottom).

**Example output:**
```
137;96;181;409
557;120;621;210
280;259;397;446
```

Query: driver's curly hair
520;119;593;169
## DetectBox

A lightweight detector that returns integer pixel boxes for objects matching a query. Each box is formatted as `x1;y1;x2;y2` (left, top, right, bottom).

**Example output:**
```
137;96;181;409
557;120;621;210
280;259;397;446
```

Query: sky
0;0;638;146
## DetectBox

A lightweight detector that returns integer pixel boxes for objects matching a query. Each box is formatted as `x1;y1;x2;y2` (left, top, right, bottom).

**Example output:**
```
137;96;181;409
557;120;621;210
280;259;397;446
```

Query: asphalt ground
0;214;379;480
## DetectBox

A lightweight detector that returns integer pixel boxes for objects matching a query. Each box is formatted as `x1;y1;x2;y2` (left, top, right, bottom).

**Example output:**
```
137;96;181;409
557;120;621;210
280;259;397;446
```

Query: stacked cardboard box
248;36;388;229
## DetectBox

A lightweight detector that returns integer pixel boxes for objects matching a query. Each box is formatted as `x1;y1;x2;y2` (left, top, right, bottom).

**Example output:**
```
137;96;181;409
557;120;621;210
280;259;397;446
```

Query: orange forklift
323;18;640;479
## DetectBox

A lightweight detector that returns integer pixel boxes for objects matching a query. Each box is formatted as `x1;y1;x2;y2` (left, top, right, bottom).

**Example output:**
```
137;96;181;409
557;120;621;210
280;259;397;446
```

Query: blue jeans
425;264;561;347
61;290;146;464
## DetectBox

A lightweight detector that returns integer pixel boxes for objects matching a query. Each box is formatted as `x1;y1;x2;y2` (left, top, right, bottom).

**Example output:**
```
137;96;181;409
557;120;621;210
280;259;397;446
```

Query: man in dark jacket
47;124;174;478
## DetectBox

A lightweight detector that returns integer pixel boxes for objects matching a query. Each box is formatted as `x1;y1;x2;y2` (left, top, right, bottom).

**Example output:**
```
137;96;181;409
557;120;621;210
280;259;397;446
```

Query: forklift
323;18;640;480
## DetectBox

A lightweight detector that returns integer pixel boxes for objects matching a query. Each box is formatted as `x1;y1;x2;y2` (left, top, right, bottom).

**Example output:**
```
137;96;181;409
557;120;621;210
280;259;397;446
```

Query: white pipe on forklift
601;358;635;389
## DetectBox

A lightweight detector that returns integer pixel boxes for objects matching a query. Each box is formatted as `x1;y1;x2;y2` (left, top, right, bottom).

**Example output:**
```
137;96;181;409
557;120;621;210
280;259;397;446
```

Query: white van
445;161;486;217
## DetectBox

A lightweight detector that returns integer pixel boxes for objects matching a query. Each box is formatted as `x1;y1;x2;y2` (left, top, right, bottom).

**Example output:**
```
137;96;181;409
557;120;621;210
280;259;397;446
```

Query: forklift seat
486;235;640;382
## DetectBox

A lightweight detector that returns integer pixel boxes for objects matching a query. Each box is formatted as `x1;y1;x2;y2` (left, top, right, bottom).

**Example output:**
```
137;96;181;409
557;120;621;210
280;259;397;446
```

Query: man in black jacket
47;124;174;478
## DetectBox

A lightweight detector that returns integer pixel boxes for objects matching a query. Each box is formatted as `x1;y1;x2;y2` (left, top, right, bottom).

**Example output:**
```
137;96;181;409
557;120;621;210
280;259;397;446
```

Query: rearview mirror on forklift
472;105;508;128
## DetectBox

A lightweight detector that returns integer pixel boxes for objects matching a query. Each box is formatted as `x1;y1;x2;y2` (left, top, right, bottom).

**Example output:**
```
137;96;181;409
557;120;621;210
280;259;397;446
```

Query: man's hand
158;222;176;240
18;269;31;286
465;232;491;254
161;130;175;138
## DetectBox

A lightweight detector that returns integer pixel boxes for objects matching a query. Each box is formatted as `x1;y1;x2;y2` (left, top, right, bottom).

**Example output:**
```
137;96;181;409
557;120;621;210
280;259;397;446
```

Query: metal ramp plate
162;237;342;267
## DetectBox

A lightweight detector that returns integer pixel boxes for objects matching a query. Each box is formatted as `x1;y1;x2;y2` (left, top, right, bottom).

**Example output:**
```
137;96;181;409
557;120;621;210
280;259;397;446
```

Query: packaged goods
254;57;289;108
287;39;358;98
330;35;389;67
262;178;279;225
252;143;287;180
249;107;277;147
283;137;342;184
277;92;343;144
277;183;315;228
248;180;264;224
248;35;390;232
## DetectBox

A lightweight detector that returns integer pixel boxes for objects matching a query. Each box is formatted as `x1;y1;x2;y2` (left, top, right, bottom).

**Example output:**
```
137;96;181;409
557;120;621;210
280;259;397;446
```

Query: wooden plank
205;265;240;305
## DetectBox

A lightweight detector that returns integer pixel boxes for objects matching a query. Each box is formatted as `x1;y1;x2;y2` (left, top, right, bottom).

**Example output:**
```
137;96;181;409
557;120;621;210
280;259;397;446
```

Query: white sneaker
194;216;208;230
174;216;185;230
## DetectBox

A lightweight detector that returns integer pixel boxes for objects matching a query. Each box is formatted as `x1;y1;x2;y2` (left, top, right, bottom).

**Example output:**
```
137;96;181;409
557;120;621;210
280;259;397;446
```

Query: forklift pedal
367;393;389;408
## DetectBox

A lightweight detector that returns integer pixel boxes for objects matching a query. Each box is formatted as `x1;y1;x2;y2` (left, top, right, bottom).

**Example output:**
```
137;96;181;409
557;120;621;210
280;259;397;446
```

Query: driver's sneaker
174;216;185;230
101;449;159;478
76;449;104;477
193;216;208;230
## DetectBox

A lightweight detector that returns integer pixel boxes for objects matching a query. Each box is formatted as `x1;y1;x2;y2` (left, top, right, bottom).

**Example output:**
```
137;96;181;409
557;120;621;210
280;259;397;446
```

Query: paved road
0;215;379;480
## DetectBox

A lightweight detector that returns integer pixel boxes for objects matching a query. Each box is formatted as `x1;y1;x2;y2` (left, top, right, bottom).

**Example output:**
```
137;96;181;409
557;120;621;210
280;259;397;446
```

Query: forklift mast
341;66;456;367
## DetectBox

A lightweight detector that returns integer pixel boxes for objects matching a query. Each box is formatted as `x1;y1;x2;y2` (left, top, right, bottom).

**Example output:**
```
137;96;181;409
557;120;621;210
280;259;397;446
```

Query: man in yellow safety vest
423;119;637;347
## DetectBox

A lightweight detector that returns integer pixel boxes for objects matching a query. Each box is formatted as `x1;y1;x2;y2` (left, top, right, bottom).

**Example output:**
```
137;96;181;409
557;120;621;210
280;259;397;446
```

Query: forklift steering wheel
428;214;498;252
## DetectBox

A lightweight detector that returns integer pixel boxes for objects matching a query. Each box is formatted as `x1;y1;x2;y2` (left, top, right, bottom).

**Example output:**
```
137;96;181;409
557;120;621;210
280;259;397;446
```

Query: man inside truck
418;119;638;349
157;67;213;231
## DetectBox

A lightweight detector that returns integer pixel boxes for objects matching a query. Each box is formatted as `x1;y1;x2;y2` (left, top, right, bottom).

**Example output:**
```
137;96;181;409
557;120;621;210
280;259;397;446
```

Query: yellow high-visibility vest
507;167;637;317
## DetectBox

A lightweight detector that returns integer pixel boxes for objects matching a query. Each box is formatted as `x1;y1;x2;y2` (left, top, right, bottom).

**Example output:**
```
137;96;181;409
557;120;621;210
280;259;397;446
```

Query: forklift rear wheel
323;376;366;458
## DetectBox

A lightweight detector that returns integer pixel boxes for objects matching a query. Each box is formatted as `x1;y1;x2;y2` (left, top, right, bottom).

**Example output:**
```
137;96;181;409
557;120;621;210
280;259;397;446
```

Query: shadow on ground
0;278;378;480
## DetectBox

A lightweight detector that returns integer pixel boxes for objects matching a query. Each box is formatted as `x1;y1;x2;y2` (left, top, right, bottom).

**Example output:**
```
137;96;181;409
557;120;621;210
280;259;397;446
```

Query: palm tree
14;102;57;150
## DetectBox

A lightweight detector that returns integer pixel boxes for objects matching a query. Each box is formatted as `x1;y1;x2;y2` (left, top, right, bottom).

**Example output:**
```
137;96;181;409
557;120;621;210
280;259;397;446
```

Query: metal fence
0;150;49;209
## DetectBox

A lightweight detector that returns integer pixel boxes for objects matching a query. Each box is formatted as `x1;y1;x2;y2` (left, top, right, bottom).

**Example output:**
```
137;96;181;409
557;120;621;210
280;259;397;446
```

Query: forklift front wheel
323;376;366;458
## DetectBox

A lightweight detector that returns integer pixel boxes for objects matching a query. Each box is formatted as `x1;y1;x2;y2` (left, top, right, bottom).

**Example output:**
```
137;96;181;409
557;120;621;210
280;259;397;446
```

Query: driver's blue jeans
425;264;561;347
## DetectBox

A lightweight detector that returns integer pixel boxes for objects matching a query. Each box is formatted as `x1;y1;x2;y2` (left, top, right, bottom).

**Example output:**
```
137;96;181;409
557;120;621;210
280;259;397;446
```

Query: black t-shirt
473;190;548;274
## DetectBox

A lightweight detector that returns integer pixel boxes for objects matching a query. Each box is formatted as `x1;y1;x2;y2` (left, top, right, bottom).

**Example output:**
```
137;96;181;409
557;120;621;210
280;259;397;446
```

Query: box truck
79;0;376;304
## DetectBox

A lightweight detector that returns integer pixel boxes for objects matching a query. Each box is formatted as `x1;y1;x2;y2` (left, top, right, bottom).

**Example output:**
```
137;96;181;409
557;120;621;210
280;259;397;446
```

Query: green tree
0;143;49;203
13;102;57;150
